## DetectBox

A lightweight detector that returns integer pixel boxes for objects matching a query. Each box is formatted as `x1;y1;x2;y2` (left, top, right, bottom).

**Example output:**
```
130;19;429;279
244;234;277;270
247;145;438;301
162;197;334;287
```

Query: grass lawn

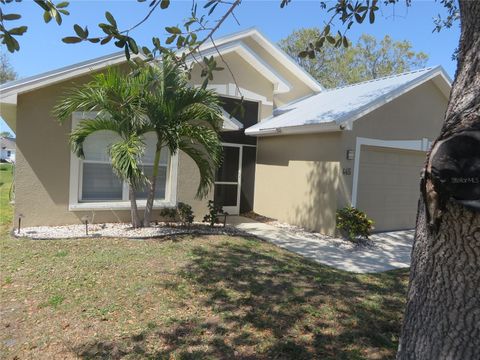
0;164;409;359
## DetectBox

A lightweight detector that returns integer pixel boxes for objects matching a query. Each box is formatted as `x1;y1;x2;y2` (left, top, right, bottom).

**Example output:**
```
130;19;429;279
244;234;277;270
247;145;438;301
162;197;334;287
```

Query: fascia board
245;121;341;136
0;52;146;100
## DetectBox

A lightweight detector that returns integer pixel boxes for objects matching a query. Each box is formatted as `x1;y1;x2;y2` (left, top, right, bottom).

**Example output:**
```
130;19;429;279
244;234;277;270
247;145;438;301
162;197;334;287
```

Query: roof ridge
327;67;435;92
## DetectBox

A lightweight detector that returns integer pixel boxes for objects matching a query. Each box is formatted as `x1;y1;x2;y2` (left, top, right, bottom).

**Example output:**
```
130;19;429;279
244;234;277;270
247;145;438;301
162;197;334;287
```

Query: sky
1;0;461;135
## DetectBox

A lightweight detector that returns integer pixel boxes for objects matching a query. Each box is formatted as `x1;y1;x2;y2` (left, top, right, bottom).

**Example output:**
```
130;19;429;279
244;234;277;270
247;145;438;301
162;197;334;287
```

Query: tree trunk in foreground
143;143;162;227
397;1;480;359
129;186;142;229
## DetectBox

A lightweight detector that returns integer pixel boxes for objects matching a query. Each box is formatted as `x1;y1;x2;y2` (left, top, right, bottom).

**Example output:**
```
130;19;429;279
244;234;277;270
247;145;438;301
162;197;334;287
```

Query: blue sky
1;0;460;135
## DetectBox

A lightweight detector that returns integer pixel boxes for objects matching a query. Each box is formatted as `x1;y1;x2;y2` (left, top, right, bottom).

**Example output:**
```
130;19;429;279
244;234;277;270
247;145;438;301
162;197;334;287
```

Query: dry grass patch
1;234;408;359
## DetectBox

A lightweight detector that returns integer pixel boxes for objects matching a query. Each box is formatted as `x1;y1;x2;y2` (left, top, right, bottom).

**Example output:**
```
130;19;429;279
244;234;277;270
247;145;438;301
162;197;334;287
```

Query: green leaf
142;46;152;56
176;35;185;48
165;34;176;44
58;9;70;15
2;13;21;20
152;37;161;50
124;44;130;61
324;24;330;35
88;37;100;43
343;36;349;48
74;24;86;38
114;39;126;48
98;23;114;35
62;36;82;43
8;26;27;35
165;26;181;34
315;37;325;49
100;35;112;45
54;10;62;25
43;10;52;23
105;11;117;27
3;33;20;52
326;36;335;44
160;0;169;9
299;50;308;58
369;9;375;24
127;37;138;54
208;2;218;15
204;0;216;9
56;1;69;8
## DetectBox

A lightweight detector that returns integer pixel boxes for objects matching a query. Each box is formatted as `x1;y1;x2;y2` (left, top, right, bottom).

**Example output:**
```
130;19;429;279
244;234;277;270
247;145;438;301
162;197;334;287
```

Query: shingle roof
245;66;451;136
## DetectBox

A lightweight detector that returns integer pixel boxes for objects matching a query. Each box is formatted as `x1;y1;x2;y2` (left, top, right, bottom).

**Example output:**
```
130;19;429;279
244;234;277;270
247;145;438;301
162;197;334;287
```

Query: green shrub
160;207;177;223
203;200;225;227
177;202;194;226
160;203;195;226
336;206;374;241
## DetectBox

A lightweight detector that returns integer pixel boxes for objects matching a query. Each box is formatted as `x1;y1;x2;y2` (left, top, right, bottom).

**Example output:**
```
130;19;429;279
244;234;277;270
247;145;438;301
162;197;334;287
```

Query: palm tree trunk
143;142;162;227
129;186;142;228
397;1;480;358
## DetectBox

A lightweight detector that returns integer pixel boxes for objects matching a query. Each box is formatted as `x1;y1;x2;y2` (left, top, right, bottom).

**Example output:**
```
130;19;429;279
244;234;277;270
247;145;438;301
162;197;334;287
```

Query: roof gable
246;66;452;136
196;28;323;93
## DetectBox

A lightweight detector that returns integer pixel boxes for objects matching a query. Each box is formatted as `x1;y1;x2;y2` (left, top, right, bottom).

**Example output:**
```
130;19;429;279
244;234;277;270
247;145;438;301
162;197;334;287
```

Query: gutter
245;121;342;137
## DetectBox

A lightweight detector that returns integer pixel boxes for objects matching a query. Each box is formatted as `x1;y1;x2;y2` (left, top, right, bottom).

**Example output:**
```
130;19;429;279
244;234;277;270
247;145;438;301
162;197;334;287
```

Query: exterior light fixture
17;213;24;234
81;215;90;236
346;150;355;160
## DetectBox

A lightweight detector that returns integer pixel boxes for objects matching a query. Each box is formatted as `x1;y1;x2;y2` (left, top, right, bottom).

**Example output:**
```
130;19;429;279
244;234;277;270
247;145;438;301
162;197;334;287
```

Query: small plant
336;206;374;241
177;202;194;226
203;200;224;227
160;207;177;224
41;294;65;309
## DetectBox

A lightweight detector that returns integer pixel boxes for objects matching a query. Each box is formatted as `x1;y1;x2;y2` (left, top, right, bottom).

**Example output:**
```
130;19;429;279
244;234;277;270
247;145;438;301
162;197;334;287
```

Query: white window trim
351;136;430;208
68;112;178;211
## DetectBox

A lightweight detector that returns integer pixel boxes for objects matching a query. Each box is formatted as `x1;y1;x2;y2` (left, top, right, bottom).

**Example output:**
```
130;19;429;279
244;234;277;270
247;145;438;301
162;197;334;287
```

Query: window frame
69;112;178;211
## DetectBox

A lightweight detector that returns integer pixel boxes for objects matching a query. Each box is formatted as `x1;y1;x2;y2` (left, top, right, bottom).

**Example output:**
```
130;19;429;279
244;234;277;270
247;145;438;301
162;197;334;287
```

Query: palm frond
178;124;223;198
69;117;121;158
108;134;146;188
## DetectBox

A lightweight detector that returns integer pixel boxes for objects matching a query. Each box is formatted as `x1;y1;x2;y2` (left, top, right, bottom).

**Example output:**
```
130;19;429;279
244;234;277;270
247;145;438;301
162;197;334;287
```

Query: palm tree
140;58;224;226
53;66;149;228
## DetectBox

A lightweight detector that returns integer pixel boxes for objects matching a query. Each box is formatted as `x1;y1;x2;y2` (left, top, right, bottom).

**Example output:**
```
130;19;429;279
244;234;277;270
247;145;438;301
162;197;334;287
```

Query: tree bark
397;1;480;359
143;142;162;227
129;186;142;229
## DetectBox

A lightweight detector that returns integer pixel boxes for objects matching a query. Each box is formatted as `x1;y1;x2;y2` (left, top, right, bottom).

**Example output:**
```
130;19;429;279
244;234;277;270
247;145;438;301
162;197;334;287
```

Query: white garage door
356;145;426;232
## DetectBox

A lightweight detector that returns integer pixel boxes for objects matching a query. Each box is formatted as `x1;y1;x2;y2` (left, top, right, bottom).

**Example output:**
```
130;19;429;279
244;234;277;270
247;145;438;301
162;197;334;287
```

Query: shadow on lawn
74;238;408;359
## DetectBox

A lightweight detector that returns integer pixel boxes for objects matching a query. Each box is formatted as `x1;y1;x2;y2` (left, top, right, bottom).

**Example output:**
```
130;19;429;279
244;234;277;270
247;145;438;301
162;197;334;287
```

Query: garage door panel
357;146;425;232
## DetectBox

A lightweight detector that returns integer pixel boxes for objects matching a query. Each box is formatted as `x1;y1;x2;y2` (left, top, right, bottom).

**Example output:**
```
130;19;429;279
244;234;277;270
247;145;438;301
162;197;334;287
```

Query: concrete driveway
229;216;414;273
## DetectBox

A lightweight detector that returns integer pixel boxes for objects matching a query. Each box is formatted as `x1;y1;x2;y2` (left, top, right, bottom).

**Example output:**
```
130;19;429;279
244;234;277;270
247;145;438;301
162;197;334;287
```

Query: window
81;130;124;201
69;112;178;210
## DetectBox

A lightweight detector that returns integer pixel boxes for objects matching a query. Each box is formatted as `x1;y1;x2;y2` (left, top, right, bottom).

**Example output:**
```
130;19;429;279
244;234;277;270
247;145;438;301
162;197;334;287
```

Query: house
0;28;450;234
0;136;16;162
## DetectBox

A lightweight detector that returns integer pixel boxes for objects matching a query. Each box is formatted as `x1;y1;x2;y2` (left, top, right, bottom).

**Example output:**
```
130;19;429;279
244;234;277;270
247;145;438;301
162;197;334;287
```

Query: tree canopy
0;52;16;84
279;29;429;88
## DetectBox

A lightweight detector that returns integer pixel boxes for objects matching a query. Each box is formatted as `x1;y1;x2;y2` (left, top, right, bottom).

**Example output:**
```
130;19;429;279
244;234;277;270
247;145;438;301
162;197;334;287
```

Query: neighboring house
0;136;15;162
0;28;450;234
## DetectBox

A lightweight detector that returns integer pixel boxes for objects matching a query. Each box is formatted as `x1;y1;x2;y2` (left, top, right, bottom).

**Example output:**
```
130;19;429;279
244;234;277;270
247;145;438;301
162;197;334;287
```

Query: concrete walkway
228;216;414;274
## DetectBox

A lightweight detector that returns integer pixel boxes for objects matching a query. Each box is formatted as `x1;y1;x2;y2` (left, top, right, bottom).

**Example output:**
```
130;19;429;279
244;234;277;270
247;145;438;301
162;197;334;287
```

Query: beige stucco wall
253;79;448;235
14;72;210;227
337;80;448;208
242;38;316;107
254;132;341;235
189;52;274;120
